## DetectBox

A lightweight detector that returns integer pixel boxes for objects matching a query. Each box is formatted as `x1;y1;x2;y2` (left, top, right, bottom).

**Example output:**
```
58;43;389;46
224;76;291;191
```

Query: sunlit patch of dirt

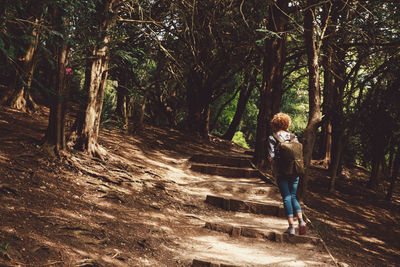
306;163;400;267
0;106;399;266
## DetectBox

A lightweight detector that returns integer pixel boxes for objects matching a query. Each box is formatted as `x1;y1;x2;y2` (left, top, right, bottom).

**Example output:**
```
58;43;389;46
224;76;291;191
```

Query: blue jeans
277;176;302;218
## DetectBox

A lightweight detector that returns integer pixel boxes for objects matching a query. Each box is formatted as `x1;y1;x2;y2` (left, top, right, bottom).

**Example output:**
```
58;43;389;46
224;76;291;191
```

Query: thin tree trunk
43;6;69;156
254;0;288;168
329;127;345;192
319;1;335;164
116;85;128;127
223;68;258;140
137;91;148;130
186;68;211;138
210;88;239;132
386;148;400;201
368;151;385;189
299;0;321;200
387;146;395;178
320;42;334;164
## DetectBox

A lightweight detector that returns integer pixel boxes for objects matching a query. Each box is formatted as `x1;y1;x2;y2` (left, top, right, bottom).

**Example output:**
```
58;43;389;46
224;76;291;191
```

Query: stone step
244;150;254;156
192;259;239;267
184;222;333;266
189;154;252;168
204;222;321;245
205;195;285;217
205;179;280;201
191;163;259;178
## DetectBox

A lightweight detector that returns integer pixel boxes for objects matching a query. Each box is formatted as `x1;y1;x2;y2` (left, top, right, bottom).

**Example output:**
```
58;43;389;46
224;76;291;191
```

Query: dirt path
0;106;399;266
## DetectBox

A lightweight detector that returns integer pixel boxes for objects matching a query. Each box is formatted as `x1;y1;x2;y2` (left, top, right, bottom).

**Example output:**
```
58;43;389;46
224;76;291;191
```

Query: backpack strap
273;132;294;143
272;132;284;143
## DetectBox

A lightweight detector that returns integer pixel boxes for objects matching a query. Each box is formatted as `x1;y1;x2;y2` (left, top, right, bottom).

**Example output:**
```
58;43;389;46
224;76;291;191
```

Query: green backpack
273;133;305;178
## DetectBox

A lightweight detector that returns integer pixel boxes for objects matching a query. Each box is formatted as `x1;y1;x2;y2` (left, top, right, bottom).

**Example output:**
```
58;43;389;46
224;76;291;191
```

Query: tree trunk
116;85;128;128
6;18;40;112
368;151;385;189
319;1;337;164
320;38;334;163
71;0;118;159
43;6;69;156
386;148;400;201
222;68;257;140
387;146;395;178
299;0;321;200
137;91;148;130
186;68;211;138
74;54;109;159
254;0;288;168
329;124;345;192
210;87;240;132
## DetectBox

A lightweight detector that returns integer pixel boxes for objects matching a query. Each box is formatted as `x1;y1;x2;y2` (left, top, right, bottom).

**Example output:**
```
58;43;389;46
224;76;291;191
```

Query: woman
267;113;307;235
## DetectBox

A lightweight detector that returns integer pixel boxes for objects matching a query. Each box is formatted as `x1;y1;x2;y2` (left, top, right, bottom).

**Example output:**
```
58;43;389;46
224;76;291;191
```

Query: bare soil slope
0;106;399;266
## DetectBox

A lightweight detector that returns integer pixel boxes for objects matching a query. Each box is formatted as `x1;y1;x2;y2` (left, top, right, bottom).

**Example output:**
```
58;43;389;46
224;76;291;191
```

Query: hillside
0;106;399;266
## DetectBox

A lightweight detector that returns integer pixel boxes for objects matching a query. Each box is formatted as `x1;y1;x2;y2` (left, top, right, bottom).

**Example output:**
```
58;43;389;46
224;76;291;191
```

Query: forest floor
0;106;399;267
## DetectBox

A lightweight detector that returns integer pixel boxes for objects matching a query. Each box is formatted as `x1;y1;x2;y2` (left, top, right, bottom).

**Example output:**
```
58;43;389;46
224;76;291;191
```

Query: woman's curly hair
270;113;291;132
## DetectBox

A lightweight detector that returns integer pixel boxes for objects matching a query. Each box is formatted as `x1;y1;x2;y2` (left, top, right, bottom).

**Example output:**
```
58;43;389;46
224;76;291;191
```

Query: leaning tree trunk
186;68;212;138
368;148;385;189
319;0;339;164
43;6;69;155
386;148;400;201
328;118;345;192
320;38;334;164
254;0;288;169
223;67;258;140
299;0;322;200
7;17;40;112
71;0;117;159
328;59;347;191
115;85;129;128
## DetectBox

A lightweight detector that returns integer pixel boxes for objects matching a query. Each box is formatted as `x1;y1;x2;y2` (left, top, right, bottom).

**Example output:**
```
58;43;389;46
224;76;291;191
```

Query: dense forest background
1;0;399;199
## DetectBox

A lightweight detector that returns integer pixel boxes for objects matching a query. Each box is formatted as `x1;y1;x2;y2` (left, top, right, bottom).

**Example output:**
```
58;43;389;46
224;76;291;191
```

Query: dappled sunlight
209;211;289;232
1;106;398;266
307;171;400;267
341;236;362;246
359;236;385;245
91;210;116;220
56;209;85;220
174;234;329;266
0;152;9;164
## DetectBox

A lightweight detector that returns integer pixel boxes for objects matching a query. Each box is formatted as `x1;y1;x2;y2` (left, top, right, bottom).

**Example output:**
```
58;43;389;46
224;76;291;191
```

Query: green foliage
281;76;309;137
255;28;282;46
100;80;117;127
239;87;260;147
232;131;250;149
210;89;239;136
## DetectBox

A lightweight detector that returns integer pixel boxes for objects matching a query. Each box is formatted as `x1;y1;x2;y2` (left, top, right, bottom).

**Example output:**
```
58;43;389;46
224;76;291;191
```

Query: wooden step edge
190;163;257;171
189;154;252;162
190;164;260;178
189;154;253;168
192;259;240;267
205;195;285;217
204;222;321;245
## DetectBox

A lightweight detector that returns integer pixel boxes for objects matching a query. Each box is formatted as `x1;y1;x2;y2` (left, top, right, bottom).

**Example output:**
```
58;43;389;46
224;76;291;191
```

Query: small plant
0;243;9;255
232;131;250;149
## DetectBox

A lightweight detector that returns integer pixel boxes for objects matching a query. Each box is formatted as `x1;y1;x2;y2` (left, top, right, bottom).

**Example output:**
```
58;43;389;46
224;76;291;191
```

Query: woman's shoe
284;227;295;236
299;224;307;235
